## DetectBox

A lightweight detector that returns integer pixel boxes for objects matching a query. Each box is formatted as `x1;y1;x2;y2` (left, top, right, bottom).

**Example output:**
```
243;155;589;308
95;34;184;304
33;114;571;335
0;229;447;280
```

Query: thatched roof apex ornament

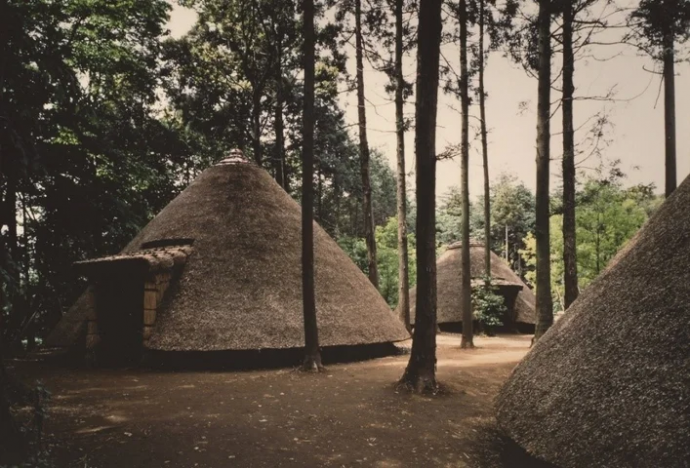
217;148;250;165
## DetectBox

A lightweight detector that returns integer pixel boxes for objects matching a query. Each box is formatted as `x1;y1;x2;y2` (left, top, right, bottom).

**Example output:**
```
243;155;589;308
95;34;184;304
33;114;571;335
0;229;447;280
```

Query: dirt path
11;334;537;468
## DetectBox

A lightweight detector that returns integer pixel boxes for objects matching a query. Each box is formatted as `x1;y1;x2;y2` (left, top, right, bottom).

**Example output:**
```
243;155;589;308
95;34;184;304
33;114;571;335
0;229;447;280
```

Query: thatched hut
46;155;409;365
406;241;536;331
496;176;690;468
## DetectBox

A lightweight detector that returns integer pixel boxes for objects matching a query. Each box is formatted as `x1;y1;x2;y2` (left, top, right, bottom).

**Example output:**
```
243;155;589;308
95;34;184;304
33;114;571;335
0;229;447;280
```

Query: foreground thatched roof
406;241;536;325
496;177;690;468
47;158;409;351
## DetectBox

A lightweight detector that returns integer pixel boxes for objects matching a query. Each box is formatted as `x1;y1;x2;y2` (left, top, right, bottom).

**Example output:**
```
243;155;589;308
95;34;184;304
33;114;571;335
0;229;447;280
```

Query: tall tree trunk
317;163;323;221
274;48;288;192
0;336;23;462
355;0;379;288
300;0;322;371
533;0;554;342
505;225;509;260
334;177;342;236
478;0;491;280
0;203;23;463
459;0;474;349
394;0;410;332
5;160;19;336
662;28;676;198
562;0;578;310
399;0;443;393
251;90;263;165
594;212;602;276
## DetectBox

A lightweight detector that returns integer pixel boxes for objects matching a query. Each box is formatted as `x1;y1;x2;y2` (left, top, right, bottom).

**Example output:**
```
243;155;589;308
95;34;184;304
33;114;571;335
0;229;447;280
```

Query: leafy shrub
471;276;506;334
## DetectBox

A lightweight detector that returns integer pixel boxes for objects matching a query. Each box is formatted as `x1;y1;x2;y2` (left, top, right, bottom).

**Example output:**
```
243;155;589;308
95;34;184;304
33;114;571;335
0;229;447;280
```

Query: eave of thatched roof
47;160;409;351
74;245;193;275
495;175;690;468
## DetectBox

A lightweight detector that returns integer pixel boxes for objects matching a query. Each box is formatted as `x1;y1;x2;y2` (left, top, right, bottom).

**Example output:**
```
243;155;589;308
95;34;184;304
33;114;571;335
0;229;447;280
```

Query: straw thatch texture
74;245;193;274
47;161;409;351
406;242;536;325
496;177;690;468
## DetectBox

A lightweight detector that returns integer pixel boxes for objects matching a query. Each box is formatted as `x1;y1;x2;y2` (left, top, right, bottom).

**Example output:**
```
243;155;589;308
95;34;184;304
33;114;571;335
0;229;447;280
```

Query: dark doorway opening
94;274;144;366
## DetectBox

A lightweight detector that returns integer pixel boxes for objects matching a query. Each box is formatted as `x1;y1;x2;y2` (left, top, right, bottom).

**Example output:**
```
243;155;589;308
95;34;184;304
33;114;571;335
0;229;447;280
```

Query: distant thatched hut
46;155;409;365
405;241;536;332
496;176;690;468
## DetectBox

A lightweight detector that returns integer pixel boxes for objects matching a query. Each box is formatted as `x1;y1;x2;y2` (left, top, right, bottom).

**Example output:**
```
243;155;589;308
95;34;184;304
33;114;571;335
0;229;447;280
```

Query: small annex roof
74;245;193;275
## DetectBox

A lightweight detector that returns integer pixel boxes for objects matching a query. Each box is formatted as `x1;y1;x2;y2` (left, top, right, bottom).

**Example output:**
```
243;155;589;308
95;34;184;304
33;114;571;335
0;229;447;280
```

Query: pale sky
167;1;690;200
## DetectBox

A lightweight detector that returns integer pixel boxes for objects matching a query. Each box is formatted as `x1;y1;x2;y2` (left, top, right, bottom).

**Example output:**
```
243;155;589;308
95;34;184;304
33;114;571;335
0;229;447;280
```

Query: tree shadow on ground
468;418;558;468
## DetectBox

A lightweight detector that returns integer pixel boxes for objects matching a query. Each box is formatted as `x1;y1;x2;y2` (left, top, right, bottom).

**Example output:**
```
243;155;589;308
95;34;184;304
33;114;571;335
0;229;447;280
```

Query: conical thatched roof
406;241;536;325
496;177;690;468
47;158;409;352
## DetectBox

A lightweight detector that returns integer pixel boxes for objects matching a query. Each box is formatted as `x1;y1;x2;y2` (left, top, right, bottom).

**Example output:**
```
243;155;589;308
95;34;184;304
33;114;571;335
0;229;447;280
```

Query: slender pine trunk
317;163;323;221
533;0;554;342
5;160;19;337
274;45;288;191
505;225;509;261
0;192;23;463
399;0;443;393
251;90;263;165
478;0;491;281
394;0;410;331
562;1;578;310
662;28;676;198
459;0;474;349
300;0;322;371
355;0;378;288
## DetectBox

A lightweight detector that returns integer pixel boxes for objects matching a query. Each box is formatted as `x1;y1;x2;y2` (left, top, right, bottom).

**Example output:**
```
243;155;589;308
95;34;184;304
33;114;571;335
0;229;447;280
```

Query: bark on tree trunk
533;0;554;342
0;243;24;462
300;0;322;371
663;28;676;198
355;0;379;288
478;0;491;281
0;351;23;463
459;0;474;349
399;0;442;393
274;58;288;192
394;0;411;332
317;163;323;222
562;1;578;310
252;90;263;165
6;159;19;337
505;225;509;261
334;177;341;236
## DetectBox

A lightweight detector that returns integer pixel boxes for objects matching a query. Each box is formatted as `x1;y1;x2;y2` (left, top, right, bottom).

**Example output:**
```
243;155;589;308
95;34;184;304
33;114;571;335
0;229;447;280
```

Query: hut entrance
495;284;523;331
93;274;144;366
74;243;194;366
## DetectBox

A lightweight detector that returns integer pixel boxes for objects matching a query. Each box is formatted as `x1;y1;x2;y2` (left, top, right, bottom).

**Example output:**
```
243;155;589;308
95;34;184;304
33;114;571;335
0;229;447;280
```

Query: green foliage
471;276;506;331
436;186;485;246
374;217;417;308
630;0;690;57
1;0;396;344
1;0;180;341
436;173;535;275
338;216;417;308
520;168;662;312
337;236;369;273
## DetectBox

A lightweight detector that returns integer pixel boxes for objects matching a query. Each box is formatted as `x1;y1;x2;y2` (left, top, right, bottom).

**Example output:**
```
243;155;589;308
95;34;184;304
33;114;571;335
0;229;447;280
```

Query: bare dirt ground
9;334;552;468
